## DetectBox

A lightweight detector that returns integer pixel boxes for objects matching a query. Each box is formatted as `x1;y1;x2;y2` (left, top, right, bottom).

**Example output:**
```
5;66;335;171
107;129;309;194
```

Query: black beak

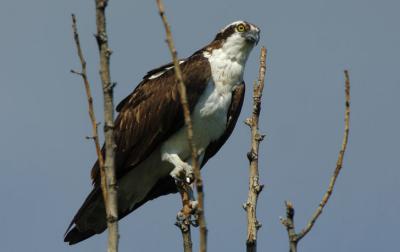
245;32;260;45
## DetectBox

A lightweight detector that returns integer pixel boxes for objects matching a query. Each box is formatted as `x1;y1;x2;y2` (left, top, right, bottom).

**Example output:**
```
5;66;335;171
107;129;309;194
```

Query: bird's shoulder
116;53;211;112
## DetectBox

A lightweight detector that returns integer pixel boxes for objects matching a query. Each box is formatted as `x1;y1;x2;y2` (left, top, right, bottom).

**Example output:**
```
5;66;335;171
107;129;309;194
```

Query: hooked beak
245;31;260;45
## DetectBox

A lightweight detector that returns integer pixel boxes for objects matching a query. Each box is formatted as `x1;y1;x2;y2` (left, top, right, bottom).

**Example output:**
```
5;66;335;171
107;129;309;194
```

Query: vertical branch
94;0;119;252
155;1;207;251
176;183;194;252
244;47;267;252
280;70;351;252
280;201;298;252
71;13;108;217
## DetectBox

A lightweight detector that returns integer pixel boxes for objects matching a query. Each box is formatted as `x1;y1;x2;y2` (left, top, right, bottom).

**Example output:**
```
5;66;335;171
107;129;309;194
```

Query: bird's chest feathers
192;82;232;147
161;49;246;159
160;81;231;161
189;48;246;150
206;45;246;88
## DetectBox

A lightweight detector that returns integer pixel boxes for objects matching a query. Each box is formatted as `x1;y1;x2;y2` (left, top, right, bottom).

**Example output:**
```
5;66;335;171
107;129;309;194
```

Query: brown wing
201;81;246;166
116;82;245;222
91;54;211;186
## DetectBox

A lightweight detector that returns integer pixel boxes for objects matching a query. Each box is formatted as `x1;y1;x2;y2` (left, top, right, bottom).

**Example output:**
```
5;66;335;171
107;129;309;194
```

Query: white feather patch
147;60;185;80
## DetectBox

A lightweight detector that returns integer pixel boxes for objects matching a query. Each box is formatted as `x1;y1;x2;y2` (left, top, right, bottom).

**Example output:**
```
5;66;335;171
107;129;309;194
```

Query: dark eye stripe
213;21;250;41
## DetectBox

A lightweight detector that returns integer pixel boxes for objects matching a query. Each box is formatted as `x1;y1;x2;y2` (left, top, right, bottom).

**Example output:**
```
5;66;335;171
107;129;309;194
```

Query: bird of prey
65;20;260;244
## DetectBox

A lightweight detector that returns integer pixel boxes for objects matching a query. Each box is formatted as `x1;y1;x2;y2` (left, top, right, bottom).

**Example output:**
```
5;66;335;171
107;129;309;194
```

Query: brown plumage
90;53;211;187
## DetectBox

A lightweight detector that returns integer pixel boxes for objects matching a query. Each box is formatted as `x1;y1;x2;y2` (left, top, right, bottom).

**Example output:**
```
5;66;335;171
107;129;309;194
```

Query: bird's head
201;21;260;63
214;21;260;46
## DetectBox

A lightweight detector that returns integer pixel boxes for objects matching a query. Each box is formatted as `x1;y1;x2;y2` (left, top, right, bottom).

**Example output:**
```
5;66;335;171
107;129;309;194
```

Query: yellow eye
236;24;246;32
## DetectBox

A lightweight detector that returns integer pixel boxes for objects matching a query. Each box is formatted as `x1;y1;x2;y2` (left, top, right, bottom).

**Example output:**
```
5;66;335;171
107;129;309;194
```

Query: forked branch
280;70;351;252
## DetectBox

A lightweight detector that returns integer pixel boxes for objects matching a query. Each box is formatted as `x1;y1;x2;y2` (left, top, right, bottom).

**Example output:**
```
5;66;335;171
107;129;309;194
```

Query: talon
169;161;194;184
186;173;194;184
170;170;184;182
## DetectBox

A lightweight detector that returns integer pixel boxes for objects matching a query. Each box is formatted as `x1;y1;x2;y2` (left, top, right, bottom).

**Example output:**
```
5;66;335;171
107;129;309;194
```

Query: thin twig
155;1;207;252
280;70;351;252
244;47;267;252
94;0;119;251
71;13;108;214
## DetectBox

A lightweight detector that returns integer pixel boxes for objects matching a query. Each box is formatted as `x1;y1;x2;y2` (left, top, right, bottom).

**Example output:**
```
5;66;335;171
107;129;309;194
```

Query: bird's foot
170;162;194;184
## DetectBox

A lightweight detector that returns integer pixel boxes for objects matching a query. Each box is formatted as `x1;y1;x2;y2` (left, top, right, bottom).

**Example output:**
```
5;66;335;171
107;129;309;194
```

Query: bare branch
280;70;351;252
71;13;108;212
94;0;119;251
280;201;299;252
155;1;207;251
176;182;194;252
245;47;267;252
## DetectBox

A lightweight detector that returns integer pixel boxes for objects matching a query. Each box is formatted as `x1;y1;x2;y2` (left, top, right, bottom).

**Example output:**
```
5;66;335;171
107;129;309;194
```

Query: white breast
160;79;232;161
161;38;249;161
191;80;232;149
120;80;233;211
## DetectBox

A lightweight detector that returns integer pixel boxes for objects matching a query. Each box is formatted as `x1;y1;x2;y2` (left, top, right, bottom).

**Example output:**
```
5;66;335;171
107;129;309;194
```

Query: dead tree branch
71;11;118;252
176;182;195;252
94;0;119;251
155;1;207;251
71;13;108;217
244;47;267;252
280;70;351;252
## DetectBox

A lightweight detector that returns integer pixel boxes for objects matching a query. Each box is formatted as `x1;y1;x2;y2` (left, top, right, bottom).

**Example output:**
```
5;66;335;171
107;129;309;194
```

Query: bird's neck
203;36;253;93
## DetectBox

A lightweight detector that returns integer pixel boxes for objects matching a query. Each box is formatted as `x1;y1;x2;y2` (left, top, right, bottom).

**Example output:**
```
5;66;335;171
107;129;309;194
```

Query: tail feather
64;226;98;245
64;176;178;245
64;187;106;245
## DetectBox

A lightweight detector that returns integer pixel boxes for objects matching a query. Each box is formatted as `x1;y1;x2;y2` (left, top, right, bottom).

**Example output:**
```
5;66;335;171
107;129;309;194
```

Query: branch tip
245;47;267;252
281;71;351;252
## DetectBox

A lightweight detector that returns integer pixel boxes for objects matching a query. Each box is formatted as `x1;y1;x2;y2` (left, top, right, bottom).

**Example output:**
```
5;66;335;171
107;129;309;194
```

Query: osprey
65;20;260;244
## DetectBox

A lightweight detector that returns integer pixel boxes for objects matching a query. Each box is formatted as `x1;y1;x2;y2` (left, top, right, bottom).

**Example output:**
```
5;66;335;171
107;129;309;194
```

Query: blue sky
0;0;399;251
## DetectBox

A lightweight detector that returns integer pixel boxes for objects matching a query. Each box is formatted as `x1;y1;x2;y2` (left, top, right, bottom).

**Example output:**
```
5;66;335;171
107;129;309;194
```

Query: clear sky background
0;0;399;251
